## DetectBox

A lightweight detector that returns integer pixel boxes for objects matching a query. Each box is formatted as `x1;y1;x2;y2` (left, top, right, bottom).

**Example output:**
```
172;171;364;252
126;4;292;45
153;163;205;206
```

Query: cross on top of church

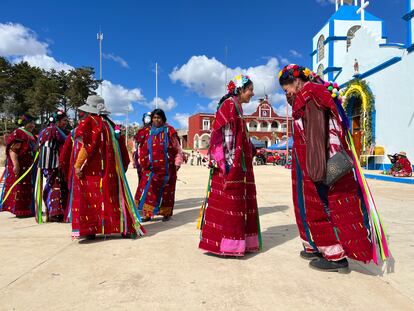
356;0;370;24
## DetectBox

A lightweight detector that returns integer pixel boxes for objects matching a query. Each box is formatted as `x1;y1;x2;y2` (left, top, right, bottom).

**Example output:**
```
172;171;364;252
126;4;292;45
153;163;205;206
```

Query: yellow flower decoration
278;70;283;79
303;68;311;77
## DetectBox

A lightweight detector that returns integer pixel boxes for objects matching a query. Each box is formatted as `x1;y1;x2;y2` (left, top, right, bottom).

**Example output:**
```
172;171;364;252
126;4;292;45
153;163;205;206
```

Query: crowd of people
0;66;393;272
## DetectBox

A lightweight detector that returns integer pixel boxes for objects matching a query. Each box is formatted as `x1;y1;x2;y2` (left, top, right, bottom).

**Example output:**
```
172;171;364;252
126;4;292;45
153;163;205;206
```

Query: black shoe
162;215;171;222
121;232;137;239
141;216;151;222
309;258;349;272
300;250;322;260
85;234;96;240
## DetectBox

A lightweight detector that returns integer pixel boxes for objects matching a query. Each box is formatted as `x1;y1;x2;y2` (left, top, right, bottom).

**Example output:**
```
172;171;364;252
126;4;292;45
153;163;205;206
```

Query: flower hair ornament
278;64;313;81
227;74;251;95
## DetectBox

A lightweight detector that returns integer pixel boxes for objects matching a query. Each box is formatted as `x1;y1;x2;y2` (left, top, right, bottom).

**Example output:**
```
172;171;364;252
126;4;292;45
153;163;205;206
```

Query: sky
0;0;409;128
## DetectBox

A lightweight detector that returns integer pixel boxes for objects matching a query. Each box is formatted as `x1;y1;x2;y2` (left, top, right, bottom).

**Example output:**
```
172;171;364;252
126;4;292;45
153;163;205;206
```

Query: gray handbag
323;116;354;187
324;149;354;186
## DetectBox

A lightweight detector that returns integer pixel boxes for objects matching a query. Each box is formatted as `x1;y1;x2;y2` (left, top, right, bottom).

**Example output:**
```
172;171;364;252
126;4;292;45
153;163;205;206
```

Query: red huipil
1;128;36;217
199;96;260;256
291;82;373;262
392;157;412;177
37;124;68;218
134;125;181;217
59;129;77;222
71;115;135;237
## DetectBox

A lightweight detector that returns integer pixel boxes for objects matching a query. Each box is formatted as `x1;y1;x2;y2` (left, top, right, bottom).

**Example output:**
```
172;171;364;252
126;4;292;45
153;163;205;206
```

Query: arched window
249;121;258;131
317;35;325;62
271;121;279;131
347;25;361;51
194;134;199;149
200;134;211;149
261;121;269;132
317;64;324;77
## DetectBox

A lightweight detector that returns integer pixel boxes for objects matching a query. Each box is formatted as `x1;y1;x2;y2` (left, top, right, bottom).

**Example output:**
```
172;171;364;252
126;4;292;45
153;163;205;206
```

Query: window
202;119;210;131
347;26;361;51
249;121;258;131
261;121;269;132
317;35;325;62
317;64;324;77
271;121;279;131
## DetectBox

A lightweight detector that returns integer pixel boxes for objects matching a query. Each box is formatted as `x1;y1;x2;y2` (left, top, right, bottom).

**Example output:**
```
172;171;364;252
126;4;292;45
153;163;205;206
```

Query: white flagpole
155;62;158;109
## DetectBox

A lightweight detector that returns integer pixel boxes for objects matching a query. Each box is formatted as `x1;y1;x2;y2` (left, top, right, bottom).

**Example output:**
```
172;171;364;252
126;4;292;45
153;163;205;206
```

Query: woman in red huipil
135;109;183;222
1;114;37;217
71;95;144;239
198;74;261;257
279;64;376;271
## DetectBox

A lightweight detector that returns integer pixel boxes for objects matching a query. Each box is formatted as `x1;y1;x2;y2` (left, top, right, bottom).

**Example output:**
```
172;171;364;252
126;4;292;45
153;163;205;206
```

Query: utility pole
155;62;158;109
97;30;103;96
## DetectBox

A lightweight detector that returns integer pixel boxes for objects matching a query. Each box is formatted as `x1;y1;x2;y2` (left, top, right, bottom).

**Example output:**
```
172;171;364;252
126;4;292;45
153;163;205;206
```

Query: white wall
364;51;414;162
336;27;405;85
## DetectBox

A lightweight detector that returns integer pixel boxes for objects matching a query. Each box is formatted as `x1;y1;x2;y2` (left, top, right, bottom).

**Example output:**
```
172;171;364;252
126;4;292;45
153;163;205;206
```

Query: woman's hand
13;163;20;176
75;168;84;179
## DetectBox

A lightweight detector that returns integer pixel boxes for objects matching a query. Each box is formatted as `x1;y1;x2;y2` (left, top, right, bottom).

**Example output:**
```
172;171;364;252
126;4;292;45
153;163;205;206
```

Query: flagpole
155;62;158;109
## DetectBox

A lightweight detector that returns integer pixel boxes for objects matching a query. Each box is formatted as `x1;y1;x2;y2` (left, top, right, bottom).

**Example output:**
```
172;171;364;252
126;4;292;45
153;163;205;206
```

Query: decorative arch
317;35;325;62
343;79;375;157
199;133;211;149
193;134;200;149
347;25;361;51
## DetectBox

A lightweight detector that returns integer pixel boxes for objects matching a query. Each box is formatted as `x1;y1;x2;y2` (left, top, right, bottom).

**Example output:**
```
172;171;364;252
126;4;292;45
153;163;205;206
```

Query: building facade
311;0;414;168
188;97;293;150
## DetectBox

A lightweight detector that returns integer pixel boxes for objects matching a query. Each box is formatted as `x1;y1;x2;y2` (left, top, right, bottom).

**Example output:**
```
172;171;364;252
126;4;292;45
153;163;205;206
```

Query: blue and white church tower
311;0;385;81
310;0;414;174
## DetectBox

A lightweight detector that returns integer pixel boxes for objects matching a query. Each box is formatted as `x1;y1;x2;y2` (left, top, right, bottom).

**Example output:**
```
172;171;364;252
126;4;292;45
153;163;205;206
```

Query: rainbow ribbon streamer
34;167;44;223
197;168;213;230
347;132;390;264
333;99;390;264
108;123;146;236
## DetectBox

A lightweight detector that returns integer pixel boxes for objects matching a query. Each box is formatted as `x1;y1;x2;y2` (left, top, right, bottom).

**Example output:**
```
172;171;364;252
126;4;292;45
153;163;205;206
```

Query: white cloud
170;55;280;100
289;49;303;58
103;53;129;68
173;113;190;129
0;23;48;56
15;54;73;72
274;103;292;117
0;22;73;72
146;96;178;111
101;80;145;115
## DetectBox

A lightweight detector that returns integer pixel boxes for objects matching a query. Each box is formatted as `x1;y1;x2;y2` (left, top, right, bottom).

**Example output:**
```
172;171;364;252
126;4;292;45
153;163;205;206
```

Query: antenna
155;62;158;109
97;29;103;96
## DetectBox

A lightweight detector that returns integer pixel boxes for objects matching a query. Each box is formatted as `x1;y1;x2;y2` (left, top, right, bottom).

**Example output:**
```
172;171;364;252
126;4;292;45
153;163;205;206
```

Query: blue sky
0;0;408;128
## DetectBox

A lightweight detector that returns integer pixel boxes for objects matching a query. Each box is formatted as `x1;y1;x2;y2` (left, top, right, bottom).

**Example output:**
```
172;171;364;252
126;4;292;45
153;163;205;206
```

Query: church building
311;0;414;169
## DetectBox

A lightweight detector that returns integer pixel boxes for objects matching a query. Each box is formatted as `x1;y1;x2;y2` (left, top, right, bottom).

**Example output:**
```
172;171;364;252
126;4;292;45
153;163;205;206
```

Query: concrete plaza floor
0;164;413;310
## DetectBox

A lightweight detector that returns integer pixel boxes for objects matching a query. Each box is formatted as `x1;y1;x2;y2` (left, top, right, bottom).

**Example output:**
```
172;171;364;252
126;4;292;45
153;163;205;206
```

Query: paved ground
0;164;413;311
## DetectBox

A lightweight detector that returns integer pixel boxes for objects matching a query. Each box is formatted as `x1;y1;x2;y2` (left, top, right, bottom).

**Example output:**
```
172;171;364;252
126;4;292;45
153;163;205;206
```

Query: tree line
0;56;100;133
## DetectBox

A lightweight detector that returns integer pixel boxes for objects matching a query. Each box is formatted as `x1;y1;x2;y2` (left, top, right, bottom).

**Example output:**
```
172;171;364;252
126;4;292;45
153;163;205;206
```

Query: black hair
151;108;167;123
17;113;35;126
217;78;253;111
278;65;310;86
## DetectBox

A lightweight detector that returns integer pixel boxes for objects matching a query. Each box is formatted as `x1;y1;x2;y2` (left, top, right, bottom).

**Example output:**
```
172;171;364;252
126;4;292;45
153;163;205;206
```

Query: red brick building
188;97;293;150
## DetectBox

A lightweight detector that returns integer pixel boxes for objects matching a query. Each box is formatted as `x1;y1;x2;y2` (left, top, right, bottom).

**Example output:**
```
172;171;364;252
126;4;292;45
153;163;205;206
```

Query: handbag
323;116;354;187
324;149;354;186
